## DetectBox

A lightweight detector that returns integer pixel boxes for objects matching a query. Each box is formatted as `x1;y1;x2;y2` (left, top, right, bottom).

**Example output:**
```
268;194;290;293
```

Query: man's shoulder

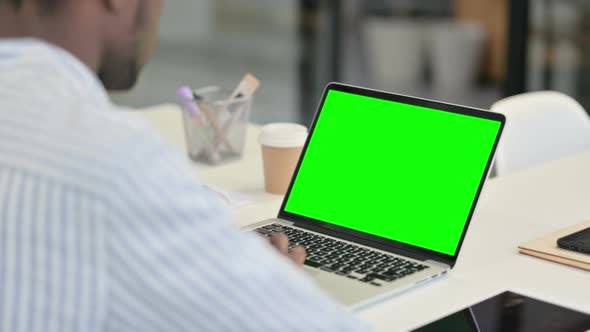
61;105;176;173
79;105;163;149
1;102;177;196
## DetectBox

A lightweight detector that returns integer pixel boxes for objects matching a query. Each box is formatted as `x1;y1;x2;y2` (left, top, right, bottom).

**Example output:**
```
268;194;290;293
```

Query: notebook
518;219;590;271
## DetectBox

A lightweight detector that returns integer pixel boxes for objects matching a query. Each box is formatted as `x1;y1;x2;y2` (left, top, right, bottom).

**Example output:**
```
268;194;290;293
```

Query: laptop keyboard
254;223;429;287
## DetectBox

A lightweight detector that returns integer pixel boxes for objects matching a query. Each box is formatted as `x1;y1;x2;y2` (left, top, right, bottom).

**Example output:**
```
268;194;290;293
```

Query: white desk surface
137;104;590;331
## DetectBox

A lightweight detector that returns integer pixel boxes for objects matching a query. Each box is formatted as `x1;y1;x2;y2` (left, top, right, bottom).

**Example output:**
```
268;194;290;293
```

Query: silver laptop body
247;83;505;311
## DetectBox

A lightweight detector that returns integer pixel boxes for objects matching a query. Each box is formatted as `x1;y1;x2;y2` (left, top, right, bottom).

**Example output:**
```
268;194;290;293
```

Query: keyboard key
366;273;395;282
253;225;428;285
383;270;400;277
371;267;386;274
359;276;375;283
330;263;343;270
304;259;323;268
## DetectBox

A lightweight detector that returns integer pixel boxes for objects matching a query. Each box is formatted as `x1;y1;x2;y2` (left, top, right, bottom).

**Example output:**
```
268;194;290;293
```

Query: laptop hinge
293;222;432;262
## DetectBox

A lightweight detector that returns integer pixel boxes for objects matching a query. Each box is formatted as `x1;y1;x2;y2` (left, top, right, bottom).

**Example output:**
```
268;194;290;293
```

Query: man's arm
103;129;370;331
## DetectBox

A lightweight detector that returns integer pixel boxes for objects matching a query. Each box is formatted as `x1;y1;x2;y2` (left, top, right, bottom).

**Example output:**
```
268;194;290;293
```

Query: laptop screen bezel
277;82;505;267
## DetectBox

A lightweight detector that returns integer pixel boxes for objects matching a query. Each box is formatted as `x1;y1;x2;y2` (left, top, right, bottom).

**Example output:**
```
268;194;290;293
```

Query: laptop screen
283;89;503;256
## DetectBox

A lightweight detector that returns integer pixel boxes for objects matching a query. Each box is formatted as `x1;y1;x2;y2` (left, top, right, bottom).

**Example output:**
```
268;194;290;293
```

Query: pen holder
181;86;253;165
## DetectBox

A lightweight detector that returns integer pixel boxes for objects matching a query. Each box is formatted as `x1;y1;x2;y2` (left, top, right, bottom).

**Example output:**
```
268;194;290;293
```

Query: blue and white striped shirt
0;39;369;332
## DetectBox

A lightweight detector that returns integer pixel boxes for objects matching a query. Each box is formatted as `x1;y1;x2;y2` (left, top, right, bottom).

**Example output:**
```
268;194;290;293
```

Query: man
0;0;369;331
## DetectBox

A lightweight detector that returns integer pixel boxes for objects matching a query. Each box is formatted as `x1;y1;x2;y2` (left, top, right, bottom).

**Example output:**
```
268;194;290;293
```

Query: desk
137;104;590;331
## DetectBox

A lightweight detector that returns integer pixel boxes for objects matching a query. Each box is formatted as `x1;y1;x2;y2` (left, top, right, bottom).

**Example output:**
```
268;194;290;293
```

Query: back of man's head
0;0;164;91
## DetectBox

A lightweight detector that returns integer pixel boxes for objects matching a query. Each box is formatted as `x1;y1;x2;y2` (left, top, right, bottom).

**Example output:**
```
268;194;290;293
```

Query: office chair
491;91;590;176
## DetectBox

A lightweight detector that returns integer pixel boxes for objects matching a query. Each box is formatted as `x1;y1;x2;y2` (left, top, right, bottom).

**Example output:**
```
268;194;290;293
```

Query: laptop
246;83;505;311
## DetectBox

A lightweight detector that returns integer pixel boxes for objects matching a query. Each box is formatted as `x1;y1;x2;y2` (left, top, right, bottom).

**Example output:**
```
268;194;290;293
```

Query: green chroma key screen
284;90;502;256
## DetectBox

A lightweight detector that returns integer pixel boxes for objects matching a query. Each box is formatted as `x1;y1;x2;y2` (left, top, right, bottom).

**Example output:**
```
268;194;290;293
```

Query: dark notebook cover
412;291;590;332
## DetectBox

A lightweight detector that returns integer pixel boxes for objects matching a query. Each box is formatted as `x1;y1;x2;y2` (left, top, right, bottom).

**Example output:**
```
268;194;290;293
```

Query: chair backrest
491;91;590;176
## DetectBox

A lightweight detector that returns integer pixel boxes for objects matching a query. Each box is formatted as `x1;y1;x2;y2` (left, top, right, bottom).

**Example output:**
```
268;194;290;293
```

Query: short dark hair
1;0;22;9
2;0;63;13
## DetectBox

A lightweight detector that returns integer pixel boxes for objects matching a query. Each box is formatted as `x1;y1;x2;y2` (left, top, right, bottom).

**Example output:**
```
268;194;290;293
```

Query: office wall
111;1;300;124
158;1;213;44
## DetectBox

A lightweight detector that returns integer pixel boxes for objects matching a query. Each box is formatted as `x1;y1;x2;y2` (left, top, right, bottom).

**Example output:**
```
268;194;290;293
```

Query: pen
193;92;237;154
229;73;260;101
192;92;219;130
177;86;219;161
177;86;204;127
214;73;260;149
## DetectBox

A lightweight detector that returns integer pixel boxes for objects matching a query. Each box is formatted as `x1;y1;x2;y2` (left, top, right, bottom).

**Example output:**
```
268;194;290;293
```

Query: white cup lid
259;123;308;148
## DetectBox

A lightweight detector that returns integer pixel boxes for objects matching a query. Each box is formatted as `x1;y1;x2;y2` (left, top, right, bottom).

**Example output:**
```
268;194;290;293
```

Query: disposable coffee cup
259;123;308;195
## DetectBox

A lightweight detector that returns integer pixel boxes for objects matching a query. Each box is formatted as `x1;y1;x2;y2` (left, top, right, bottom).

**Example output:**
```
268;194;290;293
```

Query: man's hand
270;233;306;267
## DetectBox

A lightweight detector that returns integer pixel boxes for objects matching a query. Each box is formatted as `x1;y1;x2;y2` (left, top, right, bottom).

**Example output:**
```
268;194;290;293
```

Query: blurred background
110;0;590;126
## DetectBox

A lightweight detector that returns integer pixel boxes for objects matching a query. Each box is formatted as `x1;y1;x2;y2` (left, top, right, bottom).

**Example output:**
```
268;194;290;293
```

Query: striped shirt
0;38;369;332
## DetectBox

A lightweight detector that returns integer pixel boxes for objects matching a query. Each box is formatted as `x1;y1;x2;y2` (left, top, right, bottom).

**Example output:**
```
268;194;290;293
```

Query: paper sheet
205;185;257;209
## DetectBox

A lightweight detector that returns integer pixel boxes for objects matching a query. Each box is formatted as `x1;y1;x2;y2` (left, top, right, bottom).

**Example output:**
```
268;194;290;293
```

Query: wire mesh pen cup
181;86;253;165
